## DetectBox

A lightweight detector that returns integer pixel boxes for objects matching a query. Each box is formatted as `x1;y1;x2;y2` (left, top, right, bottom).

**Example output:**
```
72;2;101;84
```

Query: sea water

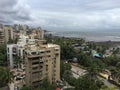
48;30;120;42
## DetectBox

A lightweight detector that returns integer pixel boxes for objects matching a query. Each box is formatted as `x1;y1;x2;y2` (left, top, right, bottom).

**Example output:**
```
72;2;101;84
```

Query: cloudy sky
1;0;120;31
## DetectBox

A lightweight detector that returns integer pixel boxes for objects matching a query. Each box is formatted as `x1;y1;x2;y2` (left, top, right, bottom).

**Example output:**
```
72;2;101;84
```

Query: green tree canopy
0;67;13;87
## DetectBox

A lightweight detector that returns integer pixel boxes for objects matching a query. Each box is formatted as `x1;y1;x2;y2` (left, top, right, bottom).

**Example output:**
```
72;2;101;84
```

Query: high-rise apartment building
7;28;45;69
0;24;5;44
7;44;17;68
4;25;14;43
25;40;60;89
7;34;29;68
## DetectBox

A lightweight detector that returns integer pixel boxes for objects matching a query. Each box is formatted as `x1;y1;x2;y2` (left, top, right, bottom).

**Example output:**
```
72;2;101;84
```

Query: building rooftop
48;44;59;48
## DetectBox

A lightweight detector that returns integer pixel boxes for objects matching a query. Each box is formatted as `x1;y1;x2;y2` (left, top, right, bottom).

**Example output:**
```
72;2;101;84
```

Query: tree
100;86;117;90
15;56;22;69
0;67;13;87
87;63;99;79
0;44;7;66
77;51;92;67
63;70;73;82
39;78;56;90
75;75;100;90
20;86;31;90
109;67;120;83
60;61;71;78
116;62;120;69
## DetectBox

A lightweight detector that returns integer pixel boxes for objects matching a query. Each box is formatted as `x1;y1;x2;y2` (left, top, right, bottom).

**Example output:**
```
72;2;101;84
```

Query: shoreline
47;34;120;43
45;31;120;42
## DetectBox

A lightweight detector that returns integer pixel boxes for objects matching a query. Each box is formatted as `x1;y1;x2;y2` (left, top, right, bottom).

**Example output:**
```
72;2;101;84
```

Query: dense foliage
45;35;120;89
0;44;7;66
75;75;102;90
20;78;56;90
0;67;13;87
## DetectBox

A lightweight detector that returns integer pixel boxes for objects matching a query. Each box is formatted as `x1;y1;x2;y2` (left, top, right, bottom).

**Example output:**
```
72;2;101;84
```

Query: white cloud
0;0;32;24
1;0;120;31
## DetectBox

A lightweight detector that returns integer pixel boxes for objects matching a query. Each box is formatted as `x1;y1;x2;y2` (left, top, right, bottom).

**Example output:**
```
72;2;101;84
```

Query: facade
7;44;17;68
5;23;60;89
7;29;44;69
0;24;5;44
29;29;44;40
4;25;14;43
7;33;29;68
25;40;60;89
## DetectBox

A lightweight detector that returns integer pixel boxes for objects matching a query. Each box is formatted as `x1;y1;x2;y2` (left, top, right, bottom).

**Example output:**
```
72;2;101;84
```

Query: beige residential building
0;24;4;44
4;25;14;43
25;40;60;89
29;29;44;40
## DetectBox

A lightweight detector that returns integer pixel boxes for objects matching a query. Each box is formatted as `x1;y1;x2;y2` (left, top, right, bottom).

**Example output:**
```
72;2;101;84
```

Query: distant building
92;50;105;58
0;24;5;44
4;25;14;43
29;29;44;39
25;40;60;89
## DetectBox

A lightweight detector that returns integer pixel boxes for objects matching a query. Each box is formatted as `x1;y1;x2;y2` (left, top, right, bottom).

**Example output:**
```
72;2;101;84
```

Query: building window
7;48;9;53
19;50;21;56
32;67;38;70
7;54;10;60
45;73;48;76
54;65;56;68
40;51;44;54
40;71;42;76
40;65;43;69
46;50;50;53
55;53;59;56
55;49;59;51
32;57;39;60
31;52;37;55
46;65;48;71
32;62;39;65
47;55;51;57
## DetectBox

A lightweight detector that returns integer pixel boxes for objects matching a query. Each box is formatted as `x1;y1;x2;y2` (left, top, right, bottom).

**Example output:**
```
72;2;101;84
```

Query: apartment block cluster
0;23;60;88
0;24;29;44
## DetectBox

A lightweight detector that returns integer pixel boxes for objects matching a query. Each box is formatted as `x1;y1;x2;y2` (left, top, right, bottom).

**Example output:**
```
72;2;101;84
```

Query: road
97;76;116;88
71;65;116;88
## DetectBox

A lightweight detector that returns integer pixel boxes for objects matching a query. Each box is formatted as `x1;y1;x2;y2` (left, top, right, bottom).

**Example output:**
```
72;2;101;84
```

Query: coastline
46;30;120;42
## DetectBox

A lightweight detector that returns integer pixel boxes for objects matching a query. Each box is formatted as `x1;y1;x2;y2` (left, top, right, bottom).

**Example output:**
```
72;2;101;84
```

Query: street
98;76;115;88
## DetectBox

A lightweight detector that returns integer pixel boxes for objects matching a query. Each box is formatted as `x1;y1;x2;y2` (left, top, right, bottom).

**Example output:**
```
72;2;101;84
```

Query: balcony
32;76;43;82
32;80;42;87
32;64;39;68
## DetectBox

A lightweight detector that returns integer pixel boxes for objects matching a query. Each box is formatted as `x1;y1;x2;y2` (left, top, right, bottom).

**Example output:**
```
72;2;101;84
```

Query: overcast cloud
0;0;120;31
